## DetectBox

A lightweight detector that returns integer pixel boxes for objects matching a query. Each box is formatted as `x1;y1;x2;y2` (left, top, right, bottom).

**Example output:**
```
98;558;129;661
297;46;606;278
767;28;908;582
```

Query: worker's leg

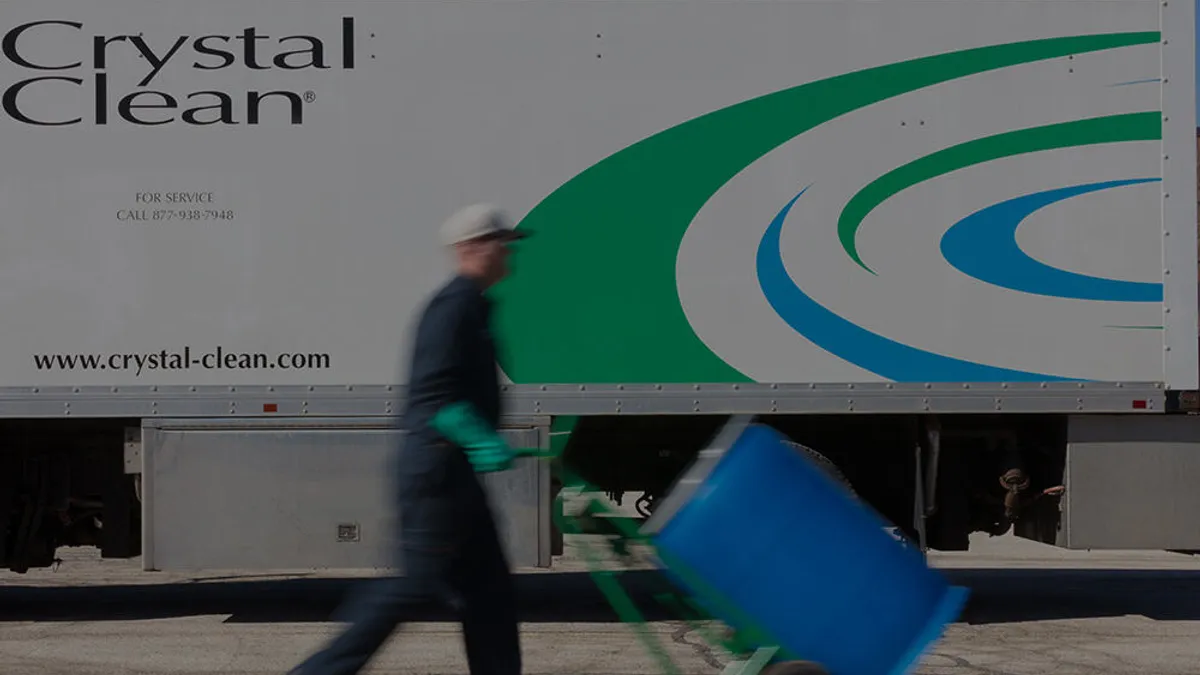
290;498;462;675
453;503;522;675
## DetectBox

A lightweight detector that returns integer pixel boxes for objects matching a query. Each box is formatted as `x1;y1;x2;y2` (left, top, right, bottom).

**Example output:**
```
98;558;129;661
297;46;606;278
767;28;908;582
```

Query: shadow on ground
2;568;1200;625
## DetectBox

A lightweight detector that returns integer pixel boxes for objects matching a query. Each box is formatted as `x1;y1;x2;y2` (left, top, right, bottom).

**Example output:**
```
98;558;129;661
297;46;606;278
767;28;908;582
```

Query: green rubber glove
430;402;515;473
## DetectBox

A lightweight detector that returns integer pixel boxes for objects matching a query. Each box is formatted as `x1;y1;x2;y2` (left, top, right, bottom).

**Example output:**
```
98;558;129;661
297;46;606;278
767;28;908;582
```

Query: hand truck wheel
759;660;830;675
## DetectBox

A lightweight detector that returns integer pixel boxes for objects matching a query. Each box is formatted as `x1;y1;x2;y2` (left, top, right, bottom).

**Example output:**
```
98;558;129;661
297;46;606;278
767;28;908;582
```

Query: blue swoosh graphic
756;187;1076;382
1107;78;1161;87
940;178;1162;302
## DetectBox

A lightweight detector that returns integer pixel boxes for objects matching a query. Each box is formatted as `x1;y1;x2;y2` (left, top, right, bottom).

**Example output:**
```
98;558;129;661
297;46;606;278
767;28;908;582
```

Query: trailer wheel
782;439;915;548
783;440;857;499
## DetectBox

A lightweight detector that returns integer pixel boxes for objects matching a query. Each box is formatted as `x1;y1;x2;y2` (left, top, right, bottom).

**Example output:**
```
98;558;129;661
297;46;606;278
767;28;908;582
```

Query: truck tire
783;440;857;499
782;438;913;547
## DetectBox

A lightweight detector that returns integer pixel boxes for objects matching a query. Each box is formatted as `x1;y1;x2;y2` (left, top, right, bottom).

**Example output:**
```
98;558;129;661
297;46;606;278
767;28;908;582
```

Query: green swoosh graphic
491;31;1159;384
839;112;1162;274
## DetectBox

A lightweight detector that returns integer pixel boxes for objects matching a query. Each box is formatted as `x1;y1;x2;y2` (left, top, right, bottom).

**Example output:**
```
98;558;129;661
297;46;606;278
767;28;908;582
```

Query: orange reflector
264;403;278;413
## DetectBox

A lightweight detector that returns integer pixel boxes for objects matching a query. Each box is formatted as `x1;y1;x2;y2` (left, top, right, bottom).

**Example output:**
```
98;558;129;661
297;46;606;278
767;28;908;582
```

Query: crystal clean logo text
1;17;357;126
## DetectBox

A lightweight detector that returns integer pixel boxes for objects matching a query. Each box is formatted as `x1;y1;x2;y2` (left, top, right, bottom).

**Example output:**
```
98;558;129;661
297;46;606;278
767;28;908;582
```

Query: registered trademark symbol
304;91;317;103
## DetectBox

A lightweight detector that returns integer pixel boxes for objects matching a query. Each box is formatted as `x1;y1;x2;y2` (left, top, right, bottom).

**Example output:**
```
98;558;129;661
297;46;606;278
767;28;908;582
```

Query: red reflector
263;403;278;413
1132;400;1147;409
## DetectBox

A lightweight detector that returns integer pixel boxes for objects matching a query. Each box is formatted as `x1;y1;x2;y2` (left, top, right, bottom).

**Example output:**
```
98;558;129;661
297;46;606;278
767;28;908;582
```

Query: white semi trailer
2;0;1199;574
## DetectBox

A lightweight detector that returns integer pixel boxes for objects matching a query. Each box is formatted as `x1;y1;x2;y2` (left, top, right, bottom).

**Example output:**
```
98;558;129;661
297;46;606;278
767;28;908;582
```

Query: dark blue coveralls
291;274;521;675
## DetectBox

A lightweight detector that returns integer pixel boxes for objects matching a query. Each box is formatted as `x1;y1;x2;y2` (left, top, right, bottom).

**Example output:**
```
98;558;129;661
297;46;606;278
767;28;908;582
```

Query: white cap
439;203;530;246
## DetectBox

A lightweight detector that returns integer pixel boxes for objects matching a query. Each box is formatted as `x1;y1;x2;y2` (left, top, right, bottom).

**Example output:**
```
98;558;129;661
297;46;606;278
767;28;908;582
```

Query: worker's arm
431;401;515;472
406;292;469;422
408;291;527;473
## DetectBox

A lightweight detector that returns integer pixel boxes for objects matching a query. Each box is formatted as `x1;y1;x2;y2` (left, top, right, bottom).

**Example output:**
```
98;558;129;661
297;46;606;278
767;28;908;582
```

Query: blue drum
641;417;968;675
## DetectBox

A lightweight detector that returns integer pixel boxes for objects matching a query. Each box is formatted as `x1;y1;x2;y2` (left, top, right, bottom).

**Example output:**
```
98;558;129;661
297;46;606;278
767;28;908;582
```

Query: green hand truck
522;414;967;675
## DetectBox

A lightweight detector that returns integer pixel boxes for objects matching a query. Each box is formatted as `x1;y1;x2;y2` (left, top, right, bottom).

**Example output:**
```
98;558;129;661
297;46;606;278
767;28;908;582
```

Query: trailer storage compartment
1056;414;1200;550
135;418;553;571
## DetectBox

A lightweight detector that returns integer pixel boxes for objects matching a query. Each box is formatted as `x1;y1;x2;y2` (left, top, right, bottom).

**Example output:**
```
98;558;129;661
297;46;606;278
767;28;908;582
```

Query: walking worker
290;203;534;675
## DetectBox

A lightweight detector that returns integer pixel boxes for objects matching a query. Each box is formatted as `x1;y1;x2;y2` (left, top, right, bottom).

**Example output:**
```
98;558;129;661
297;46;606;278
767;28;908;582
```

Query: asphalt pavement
3;532;1200;674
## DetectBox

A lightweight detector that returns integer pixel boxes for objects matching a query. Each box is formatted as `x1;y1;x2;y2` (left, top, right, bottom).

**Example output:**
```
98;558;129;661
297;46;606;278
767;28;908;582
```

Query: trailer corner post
1160;0;1199;390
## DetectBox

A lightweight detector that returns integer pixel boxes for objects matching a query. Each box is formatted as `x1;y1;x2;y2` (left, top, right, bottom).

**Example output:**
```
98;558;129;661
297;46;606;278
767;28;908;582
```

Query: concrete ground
3;530;1200;675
